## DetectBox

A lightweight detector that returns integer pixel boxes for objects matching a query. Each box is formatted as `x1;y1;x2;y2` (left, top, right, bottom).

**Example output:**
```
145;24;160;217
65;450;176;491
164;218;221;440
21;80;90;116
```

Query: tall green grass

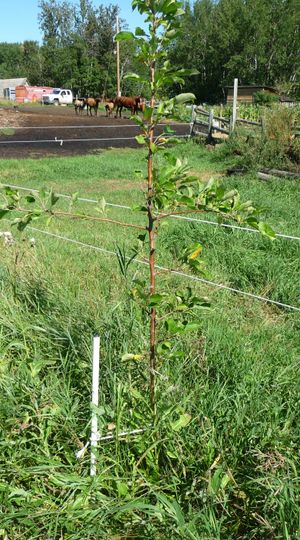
0;142;299;538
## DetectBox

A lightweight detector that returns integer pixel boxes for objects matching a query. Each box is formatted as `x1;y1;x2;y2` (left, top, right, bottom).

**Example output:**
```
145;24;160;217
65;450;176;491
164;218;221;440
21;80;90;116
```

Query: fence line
192;106;300;139
3;183;300;242
0;122;190;131
0;134;189;146
10;225;298;313
0;136;138;145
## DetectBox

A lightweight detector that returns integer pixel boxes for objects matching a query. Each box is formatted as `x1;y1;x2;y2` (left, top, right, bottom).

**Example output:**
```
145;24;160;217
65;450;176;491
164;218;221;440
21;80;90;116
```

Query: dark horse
113;95;141;118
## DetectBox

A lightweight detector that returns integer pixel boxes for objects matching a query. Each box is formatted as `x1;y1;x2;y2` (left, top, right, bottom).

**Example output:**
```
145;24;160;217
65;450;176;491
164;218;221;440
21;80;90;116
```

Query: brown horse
105;100;115;117
86;97;101;116
114;95;141;118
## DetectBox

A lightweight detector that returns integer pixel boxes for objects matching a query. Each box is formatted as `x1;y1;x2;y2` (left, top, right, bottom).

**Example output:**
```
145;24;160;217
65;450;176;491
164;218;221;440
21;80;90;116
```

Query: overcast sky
0;0;146;43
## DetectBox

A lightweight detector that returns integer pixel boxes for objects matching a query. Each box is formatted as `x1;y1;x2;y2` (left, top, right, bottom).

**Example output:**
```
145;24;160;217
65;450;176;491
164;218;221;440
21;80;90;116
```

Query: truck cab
42;88;73;105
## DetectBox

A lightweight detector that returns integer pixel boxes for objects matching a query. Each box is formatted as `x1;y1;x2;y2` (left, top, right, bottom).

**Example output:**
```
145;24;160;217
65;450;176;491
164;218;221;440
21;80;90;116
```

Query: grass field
0;141;300;539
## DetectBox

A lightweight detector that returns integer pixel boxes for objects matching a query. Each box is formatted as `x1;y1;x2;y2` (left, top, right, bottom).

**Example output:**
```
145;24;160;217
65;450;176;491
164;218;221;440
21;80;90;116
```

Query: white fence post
189;104;196;137
208;109;214;139
90;335;100;476
231;78;238;132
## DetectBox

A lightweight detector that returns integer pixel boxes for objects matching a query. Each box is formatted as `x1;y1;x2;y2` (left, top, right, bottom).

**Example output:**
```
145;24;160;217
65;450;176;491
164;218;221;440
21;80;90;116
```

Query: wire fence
0;134;189;146
0;122;190;130
13;225;298;313
4;183;300;242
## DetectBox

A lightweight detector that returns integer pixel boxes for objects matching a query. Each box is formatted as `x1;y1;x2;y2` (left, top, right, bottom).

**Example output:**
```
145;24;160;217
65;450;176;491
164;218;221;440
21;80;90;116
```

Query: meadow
0;141;300;539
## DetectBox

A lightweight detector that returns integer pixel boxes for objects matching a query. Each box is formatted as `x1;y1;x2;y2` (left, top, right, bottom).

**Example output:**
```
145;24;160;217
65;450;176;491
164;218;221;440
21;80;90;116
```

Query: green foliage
169;0;300;103
0;193;299;537
1;0;299;101
253;91;279;105
222;106;300;171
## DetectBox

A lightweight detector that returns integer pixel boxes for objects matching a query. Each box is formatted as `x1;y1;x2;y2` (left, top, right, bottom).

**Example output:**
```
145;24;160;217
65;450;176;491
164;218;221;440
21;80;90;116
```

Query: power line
4;183;300;242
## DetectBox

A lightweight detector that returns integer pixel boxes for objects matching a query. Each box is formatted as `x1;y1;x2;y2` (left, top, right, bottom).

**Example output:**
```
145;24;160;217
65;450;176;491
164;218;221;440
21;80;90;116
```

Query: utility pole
116;16;121;97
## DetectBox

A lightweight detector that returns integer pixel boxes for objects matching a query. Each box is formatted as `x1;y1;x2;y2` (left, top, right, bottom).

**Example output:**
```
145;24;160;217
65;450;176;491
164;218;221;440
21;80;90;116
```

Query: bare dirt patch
0;108;26;129
0;105;189;159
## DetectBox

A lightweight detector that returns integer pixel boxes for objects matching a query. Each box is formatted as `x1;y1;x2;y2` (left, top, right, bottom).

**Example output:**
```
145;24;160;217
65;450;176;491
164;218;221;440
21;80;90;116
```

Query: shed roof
0;78;28;96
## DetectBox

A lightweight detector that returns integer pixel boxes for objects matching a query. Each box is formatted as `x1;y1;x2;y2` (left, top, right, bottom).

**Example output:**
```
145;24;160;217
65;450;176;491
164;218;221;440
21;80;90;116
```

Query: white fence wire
0;134;188;145
0;122;190;130
8;225;297;313
4;183;300;242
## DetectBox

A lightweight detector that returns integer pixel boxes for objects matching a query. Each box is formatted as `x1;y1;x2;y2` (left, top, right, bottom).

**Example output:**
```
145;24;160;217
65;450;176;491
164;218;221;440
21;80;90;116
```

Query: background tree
0;43;24;78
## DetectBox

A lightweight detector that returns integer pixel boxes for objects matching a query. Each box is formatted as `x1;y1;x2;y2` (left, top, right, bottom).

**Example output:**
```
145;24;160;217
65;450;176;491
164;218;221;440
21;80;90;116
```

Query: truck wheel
54;99;59;106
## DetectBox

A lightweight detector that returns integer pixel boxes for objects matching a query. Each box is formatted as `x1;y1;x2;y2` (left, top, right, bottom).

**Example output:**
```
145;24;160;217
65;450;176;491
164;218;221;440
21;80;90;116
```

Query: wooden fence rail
191;106;300;140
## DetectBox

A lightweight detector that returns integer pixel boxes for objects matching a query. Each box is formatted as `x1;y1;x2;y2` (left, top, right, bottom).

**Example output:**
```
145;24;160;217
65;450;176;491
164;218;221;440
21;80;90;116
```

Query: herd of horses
73;95;145;118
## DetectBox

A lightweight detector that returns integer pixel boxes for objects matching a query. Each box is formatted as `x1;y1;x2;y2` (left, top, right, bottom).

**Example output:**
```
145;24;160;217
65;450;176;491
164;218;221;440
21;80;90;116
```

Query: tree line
0;0;299;102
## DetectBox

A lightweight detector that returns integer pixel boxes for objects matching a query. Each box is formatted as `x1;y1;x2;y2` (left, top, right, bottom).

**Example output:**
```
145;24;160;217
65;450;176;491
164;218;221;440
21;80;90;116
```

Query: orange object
15;85;54;103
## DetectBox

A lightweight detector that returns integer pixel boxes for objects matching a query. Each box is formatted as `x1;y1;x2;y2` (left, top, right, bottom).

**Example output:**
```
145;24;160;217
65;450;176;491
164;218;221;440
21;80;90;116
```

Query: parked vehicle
42;88;73;105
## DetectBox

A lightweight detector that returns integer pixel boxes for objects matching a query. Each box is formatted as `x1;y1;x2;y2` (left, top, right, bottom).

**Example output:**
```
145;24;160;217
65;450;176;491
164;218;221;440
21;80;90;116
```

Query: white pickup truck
42;88;73;106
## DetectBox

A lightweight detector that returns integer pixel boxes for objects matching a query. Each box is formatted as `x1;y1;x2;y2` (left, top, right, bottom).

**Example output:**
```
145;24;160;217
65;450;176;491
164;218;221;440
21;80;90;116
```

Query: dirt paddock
0;105;189;159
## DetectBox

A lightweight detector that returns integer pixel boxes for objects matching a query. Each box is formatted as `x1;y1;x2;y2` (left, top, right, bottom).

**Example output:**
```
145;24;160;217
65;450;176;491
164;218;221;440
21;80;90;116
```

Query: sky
0;0;146;43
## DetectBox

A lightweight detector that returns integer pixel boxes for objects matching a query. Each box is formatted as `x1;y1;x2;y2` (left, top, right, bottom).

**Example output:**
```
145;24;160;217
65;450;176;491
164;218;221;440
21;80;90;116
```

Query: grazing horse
114;95;141;118
86;97;101;116
105;100;115;117
74;98;85;115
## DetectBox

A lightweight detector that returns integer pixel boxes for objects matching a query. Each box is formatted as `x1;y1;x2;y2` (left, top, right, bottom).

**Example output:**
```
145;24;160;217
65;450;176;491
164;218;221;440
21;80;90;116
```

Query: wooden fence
190;106;300;140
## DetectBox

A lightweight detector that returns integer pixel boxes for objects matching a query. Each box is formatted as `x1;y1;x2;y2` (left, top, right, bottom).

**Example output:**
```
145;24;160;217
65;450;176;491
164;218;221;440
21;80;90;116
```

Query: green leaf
135;27;146;36
183;322;201;332
135;134;146;145
149;293;164;307
171;413;191;432
137;233;146;243
121;353;144;361
161;341;172;350
165;319;184;334
50;191;59;206
150;142;157;153
258;221;276;240
25;195;35;203
115;31;135;41
174;93;196;104
130;387;144;400
143;106;153;120
0;209;8;219
123;72;141;80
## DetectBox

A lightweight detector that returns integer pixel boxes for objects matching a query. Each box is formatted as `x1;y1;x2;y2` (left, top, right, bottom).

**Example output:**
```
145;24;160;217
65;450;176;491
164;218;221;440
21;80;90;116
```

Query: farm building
15;85;54;103
0;78;28;100
225;85;278;104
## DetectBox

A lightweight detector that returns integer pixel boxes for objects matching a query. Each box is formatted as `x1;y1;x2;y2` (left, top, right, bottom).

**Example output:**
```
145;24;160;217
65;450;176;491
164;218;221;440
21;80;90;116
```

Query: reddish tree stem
148;60;157;414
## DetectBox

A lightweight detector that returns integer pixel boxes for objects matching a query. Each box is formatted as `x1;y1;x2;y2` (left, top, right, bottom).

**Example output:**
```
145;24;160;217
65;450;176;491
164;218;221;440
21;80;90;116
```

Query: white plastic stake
90;335;100;476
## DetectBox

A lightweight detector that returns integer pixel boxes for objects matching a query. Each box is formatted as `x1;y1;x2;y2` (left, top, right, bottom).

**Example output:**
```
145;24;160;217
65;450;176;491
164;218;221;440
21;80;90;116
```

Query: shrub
223;107;300;171
253;91;279;105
